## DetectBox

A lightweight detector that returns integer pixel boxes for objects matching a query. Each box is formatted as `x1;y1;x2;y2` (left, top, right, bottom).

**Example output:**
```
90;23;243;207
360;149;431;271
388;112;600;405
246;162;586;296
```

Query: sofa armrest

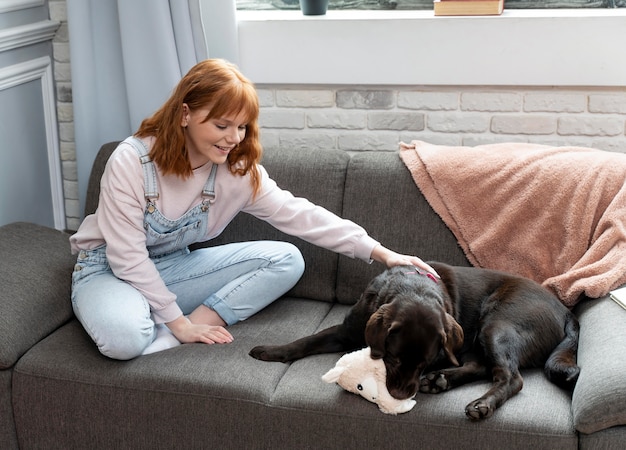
572;294;626;434
0;222;75;369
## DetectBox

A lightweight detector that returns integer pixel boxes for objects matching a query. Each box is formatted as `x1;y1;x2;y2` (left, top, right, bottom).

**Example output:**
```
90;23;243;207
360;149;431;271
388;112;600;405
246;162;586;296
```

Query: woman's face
182;103;247;168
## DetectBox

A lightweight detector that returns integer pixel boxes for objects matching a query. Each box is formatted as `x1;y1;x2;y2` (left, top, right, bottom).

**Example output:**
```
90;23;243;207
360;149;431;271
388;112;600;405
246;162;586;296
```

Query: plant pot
299;0;329;16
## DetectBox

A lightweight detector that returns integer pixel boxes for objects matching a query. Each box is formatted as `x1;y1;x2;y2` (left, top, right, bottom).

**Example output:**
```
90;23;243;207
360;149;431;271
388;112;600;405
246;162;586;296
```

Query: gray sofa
2;141;626;449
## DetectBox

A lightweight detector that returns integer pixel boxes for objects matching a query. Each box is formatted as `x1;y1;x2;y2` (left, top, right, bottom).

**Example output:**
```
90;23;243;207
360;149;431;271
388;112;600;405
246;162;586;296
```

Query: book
610;286;626;311
434;0;504;16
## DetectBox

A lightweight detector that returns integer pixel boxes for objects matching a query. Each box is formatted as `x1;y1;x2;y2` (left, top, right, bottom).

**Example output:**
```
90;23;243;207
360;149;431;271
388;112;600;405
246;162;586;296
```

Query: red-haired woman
70;59;436;360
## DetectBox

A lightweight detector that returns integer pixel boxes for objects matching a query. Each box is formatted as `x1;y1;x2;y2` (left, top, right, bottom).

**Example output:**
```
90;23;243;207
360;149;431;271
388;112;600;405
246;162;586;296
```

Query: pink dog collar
405;269;438;283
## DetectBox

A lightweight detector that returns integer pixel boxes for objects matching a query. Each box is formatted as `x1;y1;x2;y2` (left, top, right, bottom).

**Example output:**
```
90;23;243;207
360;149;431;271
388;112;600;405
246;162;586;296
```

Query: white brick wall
259;87;626;151
50;0;79;231
50;1;626;228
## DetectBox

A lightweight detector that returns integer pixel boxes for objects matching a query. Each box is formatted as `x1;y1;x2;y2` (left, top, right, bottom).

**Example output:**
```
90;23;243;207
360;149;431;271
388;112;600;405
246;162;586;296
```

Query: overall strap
200;164;218;212
124;136;159;203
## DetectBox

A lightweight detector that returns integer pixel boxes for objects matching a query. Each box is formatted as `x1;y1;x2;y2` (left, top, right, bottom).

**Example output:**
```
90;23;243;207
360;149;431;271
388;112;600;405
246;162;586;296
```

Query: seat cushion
12;297;334;449
14;297;577;450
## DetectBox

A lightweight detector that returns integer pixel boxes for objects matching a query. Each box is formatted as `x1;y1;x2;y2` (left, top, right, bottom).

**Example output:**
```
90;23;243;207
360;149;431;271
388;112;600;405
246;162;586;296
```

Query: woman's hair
136;58;262;195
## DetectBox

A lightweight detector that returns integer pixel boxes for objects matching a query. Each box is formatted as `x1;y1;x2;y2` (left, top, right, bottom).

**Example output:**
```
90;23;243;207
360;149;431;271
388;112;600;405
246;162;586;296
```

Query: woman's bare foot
188;304;227;327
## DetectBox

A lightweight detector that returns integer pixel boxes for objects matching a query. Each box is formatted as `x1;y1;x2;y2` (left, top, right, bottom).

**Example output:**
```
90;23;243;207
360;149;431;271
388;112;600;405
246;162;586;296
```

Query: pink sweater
70;139;379;323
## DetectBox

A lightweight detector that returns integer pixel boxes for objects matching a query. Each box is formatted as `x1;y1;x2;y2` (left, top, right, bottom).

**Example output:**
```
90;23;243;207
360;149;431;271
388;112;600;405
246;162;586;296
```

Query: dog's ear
441;312;464;366
365;304;395;359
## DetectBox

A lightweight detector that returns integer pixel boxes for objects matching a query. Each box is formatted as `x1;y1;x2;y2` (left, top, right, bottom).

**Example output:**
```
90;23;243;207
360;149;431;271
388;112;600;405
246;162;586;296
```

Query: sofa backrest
85;142;349;303
85;143;469;305
84;141;119;217
335;151;470;304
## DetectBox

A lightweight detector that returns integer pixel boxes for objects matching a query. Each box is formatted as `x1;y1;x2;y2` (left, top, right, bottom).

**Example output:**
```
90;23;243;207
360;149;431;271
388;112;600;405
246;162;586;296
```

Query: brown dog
250;262;580;420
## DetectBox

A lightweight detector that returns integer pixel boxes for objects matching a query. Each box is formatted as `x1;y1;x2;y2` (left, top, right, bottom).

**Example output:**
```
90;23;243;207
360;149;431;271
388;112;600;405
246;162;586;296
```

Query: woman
70;58;436;360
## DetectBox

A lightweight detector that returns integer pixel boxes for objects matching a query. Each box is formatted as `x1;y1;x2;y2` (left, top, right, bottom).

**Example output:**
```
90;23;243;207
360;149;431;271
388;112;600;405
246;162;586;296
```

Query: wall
256;86;626;153
48;0;75;229
51;3;626;230
0;0;61;229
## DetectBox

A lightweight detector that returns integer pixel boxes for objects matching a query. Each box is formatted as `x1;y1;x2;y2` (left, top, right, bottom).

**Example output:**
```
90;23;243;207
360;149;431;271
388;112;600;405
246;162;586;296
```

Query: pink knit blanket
399;140;626;307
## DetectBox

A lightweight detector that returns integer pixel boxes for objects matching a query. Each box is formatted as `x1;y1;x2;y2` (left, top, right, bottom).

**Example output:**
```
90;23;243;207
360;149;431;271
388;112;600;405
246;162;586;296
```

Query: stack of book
433;0;504;16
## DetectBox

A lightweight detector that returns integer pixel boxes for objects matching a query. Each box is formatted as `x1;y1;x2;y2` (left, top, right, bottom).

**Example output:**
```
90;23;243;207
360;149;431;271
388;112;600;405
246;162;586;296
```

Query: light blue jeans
71;241;304;360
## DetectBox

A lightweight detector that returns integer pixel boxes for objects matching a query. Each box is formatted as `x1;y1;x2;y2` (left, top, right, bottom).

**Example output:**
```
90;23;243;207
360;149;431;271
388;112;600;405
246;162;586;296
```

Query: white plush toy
321;347;416;415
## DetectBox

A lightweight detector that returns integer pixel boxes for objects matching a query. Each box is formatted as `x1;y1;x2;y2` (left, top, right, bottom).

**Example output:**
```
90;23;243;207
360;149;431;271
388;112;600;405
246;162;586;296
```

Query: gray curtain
67;0;237;218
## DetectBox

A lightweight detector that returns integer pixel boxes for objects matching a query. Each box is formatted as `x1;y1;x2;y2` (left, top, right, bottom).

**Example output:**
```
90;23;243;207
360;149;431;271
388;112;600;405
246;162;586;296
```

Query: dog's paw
465;399;495;420
249;345;290;363
419;372;450;394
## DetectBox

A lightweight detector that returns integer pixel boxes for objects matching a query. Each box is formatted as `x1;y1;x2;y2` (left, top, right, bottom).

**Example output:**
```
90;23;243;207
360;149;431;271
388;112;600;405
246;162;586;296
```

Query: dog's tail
544;312;580;391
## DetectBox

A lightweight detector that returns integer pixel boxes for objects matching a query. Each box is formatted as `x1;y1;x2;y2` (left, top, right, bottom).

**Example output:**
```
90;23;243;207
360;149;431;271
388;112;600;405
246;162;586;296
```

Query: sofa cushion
272;361;577;449
572;295;626;434
12;298;334;449
336;151;470;304
0;222;74;369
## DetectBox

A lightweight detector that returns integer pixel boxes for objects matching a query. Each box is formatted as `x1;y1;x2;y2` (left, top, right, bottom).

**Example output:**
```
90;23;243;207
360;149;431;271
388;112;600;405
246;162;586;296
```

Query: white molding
0;56;65;230
236;9;626;87
0;0;44;13
0;20;60;52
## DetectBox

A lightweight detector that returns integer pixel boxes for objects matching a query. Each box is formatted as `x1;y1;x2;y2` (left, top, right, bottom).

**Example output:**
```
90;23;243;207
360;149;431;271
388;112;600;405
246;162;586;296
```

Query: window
237;0;623;10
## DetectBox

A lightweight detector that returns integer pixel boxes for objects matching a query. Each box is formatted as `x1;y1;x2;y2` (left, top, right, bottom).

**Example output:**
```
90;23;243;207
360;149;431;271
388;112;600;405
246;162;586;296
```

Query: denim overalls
131;136;218;258
70;137;304;360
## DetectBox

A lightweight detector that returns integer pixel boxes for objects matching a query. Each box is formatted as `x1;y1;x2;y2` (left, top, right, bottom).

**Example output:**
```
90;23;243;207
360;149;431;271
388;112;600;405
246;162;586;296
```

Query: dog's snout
388;382;417;400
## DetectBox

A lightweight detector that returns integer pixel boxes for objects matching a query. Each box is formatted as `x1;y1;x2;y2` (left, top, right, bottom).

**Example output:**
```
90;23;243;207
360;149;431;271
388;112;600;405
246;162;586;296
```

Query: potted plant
299;0;329;15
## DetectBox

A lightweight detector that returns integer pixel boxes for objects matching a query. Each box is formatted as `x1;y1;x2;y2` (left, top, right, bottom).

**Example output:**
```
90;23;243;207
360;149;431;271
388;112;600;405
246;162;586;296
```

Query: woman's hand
370;244;440;278
166;315;233;345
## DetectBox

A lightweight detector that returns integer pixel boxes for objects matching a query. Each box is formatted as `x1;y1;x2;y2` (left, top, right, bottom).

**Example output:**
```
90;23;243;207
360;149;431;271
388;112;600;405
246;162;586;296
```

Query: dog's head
364;268;463;400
